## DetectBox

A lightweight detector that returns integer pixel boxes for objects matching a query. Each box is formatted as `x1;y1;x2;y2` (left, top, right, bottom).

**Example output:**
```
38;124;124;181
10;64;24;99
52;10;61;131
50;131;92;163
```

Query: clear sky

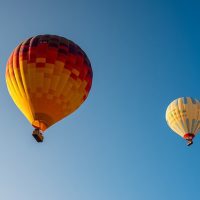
0;0;200;199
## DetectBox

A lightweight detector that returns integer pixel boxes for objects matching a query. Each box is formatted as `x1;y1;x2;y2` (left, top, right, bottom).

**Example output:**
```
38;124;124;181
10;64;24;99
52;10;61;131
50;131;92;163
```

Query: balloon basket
186;139;193;146
32;129;44;143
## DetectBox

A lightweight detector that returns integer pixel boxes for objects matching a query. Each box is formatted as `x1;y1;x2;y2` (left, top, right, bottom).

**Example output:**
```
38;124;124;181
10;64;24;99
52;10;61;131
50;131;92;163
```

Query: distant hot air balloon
166;97;200;146
6;34;93;142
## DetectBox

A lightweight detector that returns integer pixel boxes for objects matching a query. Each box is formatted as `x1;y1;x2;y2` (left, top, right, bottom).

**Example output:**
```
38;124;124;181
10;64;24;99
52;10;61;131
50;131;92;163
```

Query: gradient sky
0;0;200;199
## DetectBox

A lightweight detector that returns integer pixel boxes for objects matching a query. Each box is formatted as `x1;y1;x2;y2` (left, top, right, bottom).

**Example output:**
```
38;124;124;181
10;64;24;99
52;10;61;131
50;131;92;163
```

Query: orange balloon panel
6;35;93;131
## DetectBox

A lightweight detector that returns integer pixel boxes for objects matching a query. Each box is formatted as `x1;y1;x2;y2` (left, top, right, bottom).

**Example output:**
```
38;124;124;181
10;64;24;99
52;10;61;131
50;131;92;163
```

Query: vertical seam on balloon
186;118;190;133
5;61;17;97
170;102;185;134
54;38;69;99
27;36;37;118
193;105;200;134
9;54;23;99
178;98;189;134
6;58;27;115
19;42;35;121
42;35;58;98
12;48;27;100
183;97;187;104
191;119;197;134
188;97;198;134
196;100;200;132
168;103;185;135
186;97;192;133
193;121;200;134
191;98;196;104
6;75;20;105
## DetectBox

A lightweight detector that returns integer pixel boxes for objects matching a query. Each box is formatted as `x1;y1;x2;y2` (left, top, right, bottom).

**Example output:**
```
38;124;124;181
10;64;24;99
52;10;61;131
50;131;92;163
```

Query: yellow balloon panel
166;97;200;137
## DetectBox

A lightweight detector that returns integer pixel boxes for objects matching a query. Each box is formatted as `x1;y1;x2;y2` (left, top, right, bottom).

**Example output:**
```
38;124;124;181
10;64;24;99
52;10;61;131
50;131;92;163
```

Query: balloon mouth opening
183;133;195;146
32;120;48;143
183;133;195;139
32;120;47;132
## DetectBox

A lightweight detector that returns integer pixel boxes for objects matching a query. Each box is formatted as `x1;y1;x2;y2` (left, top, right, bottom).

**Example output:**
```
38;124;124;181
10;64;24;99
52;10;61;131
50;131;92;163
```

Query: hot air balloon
6;34;93;142
166;97;200;146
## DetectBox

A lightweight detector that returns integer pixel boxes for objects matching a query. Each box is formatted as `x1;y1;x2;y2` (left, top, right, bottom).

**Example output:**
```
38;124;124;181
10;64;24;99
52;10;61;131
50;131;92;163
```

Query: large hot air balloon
6;35;93;142
166;97;200;146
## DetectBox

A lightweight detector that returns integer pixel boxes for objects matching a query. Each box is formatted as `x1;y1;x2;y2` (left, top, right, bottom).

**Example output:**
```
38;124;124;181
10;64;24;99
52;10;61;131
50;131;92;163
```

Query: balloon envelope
6;35;93;135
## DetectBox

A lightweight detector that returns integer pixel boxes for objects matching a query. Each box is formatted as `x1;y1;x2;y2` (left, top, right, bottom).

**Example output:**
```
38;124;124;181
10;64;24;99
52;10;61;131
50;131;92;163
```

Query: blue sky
0;0;200;199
